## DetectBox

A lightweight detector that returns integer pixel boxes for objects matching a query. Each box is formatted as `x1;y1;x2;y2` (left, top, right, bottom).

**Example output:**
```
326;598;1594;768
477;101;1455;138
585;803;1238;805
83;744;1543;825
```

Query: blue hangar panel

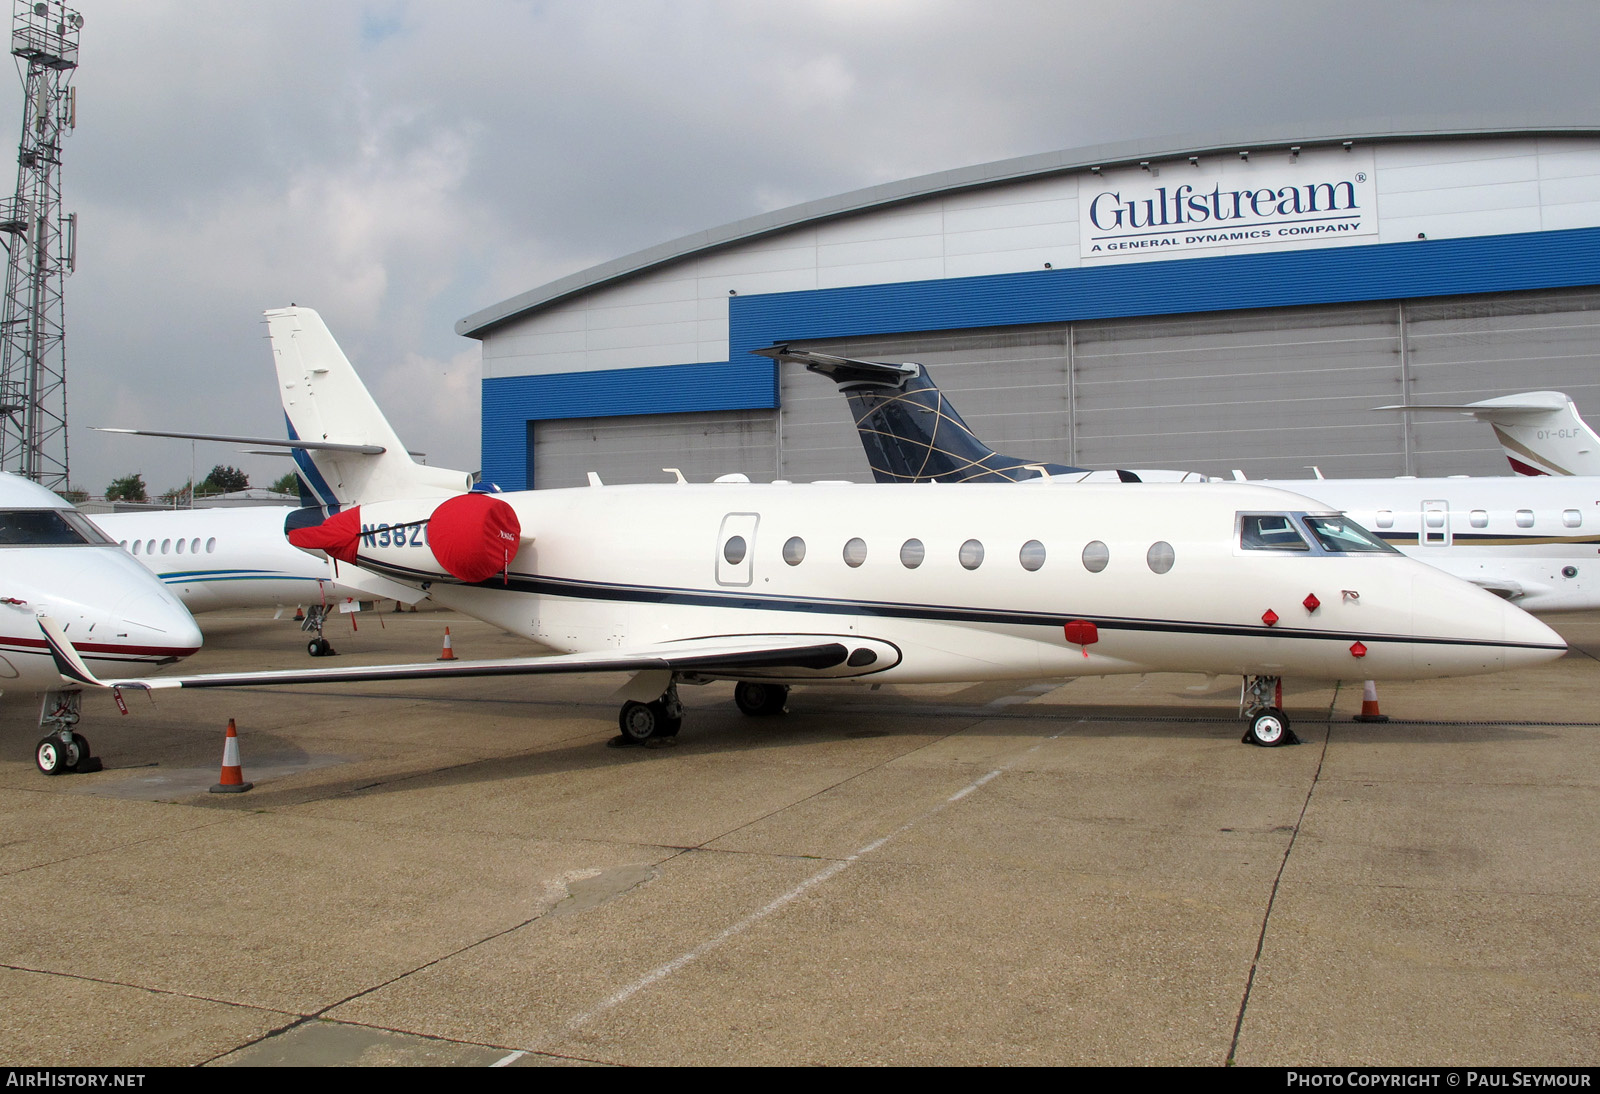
480;225;1600;490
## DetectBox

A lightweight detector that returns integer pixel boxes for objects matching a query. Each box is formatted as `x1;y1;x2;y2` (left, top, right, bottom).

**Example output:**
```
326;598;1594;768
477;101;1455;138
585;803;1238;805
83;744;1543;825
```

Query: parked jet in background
777;346;1600;614
0;472;202;773
1377;391;1600;477
90;505;425;654
38;308;1566;751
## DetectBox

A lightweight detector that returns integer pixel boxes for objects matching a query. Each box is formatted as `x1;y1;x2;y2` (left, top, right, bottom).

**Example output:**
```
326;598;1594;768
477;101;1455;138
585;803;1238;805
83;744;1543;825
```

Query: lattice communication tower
0;0;79;491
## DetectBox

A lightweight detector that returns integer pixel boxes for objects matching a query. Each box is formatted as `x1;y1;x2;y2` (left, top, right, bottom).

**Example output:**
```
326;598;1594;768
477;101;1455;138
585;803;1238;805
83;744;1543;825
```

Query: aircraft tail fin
753;345;1086;483
268;307;473;506
1376;391;1600;476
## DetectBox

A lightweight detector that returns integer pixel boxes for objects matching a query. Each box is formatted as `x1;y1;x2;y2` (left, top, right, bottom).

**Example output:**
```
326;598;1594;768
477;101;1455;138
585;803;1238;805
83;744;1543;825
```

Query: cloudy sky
11;0;1599;495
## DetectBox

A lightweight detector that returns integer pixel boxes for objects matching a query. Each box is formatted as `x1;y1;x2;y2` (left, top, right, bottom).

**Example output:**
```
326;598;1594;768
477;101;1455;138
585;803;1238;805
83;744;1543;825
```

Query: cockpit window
1240;514;1310;551
0;509;113;546
1302;515;1398;554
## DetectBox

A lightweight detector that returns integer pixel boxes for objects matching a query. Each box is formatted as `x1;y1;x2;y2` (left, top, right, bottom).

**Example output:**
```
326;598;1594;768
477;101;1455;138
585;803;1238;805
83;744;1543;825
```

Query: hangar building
457;120;1600;490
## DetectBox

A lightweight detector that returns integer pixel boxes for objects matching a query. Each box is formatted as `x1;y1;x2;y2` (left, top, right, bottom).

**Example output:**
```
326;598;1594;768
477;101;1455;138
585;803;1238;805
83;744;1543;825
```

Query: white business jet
1377;391;1600;477
89;504;426;655
776;346;1600;615
0;472;203;773
36;309;1565;750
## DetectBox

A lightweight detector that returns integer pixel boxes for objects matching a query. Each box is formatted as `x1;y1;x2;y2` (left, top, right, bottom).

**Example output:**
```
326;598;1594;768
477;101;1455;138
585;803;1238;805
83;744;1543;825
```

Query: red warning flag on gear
428;493;522;583
287;505;363;563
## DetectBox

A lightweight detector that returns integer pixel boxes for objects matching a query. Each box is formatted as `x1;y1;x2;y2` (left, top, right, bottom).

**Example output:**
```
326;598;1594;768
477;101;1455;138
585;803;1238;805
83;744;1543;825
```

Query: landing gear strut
1241;675;1298;747
615;683;684;744
34;691;97;775
733;681;789;717
301;604;337;657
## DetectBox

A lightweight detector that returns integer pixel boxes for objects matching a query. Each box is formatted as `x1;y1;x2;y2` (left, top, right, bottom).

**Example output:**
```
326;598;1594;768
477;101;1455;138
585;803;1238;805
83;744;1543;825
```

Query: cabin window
206;537;217;553
1564;510;1582;528
1423;510;1445;529
843;537;867;568
1375;510;1393;529
161;538;171;554
958;539;984;570
782;536;805;565
1147;541;1175;574
130;540;140;554
1470;510;1488;528
118;540;127;550
1515;510;1534;529
175;538;186;554
1019;540;1046;572
1082;540;1109;573
899;539;924;569
722;536;747;565
146;539;156;555
191;538;201;554
1240;514;1309;551
1302;515;1398;554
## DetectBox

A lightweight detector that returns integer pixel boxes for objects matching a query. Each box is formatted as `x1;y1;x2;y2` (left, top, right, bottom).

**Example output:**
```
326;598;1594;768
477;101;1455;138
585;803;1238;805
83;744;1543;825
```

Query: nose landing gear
34;691;98;774
1241;675;1299;747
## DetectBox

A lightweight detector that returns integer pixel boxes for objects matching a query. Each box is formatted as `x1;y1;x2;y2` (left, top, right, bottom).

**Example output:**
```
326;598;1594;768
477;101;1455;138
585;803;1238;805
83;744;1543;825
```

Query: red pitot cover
428;493;522;583
287;506;363;564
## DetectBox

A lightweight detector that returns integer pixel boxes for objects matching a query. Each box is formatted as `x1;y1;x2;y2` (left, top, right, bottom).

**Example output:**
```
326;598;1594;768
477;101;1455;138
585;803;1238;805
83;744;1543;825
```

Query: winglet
36;613;107;687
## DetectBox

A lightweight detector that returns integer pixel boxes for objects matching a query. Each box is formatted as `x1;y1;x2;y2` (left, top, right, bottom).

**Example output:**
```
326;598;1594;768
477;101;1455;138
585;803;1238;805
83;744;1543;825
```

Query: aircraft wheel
63;734;85;769
35;736;67;776
655;705;683;738
307;638;337;657
618;700;659;743
1245;708;1291;747
734;681;789;716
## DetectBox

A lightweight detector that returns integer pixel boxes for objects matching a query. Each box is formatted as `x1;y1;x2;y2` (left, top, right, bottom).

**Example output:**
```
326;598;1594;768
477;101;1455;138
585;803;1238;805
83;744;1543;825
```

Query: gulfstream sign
1078;154;1378;258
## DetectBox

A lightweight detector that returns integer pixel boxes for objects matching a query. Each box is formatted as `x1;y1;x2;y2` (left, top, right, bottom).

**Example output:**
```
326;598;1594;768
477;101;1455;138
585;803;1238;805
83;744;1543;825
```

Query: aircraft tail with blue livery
753;345;1204;484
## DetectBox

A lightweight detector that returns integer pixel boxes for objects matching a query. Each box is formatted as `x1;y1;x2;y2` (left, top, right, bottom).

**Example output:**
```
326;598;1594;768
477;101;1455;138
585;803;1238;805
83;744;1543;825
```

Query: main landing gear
1241;675;1299;747
610;680;795;746
34;691;98;775
615;683;685;745
301;604;337;658
734;681;789;717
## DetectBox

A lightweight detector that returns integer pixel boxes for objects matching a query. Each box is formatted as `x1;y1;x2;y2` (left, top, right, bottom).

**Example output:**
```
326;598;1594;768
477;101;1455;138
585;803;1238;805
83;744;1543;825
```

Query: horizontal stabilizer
95;427;385;454
752;345;919;388
1376;391;1600;476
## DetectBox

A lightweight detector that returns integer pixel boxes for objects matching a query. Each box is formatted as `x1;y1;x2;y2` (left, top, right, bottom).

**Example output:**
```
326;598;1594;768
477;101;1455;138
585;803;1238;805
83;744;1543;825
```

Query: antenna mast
0;0;79;490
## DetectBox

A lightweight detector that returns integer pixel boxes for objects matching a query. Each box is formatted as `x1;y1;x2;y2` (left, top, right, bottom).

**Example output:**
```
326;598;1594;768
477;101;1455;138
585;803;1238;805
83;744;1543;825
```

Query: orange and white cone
293;606;305;621
1353;679;1389;723
210;719;254;793
437;626;457;661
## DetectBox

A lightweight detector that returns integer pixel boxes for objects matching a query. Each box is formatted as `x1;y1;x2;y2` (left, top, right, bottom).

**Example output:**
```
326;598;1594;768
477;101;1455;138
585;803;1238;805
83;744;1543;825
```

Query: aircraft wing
36;614;899;692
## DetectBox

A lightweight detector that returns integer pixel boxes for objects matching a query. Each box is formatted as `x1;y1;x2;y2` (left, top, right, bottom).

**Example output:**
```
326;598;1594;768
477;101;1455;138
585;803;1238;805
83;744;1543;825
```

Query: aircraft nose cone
1498;599;1566;670
116;589;203;660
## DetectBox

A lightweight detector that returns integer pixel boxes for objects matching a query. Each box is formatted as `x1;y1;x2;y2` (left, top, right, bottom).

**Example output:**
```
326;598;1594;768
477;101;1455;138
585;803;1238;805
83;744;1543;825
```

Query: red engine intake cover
1062;620;1099;646
287;506;363;564
428;493;522;583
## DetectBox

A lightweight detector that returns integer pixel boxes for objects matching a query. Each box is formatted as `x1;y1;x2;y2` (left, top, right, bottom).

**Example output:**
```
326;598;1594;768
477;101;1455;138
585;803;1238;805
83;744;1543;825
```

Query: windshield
1240;513;1310;551
0;509;114;546
1302;514;1398;554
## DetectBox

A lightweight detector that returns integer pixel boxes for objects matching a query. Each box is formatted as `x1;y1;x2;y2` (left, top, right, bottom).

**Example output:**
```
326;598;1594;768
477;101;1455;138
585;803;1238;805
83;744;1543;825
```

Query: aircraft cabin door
716;512;759;587
1421;500;1451;546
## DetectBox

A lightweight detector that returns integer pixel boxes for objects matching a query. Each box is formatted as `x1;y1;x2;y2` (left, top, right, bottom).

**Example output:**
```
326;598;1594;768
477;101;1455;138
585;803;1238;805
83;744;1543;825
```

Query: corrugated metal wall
529;287;1600;486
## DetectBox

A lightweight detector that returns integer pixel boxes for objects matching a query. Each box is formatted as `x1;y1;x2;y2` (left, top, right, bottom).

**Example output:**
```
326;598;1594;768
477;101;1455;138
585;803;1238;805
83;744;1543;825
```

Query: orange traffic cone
293;606;305;621
210;719;254;793
1353;679;1389;723
437;626;457;661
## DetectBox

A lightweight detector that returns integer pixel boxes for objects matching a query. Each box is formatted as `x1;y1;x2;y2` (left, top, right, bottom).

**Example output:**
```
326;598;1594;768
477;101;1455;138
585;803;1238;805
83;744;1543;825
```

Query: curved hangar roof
457;114;1600;339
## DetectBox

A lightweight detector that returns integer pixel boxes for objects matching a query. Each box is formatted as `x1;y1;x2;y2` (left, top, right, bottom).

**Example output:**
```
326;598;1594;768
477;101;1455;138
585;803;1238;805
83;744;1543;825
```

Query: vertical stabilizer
268;307;472;505
1377;391;1600;476
752;345;1085;482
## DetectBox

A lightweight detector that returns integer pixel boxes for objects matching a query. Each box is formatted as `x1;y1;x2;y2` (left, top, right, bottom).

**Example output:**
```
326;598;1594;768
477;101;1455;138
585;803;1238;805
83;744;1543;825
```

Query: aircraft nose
116;589;204;662
1496;598;1566;670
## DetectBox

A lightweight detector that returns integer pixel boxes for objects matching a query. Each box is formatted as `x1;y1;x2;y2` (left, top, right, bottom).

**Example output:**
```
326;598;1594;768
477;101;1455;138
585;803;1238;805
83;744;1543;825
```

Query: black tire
308;638;323;657
1246;708;1290;747
35;736;66;775
69;735;94;773
618;700;658;743
734;681;788;716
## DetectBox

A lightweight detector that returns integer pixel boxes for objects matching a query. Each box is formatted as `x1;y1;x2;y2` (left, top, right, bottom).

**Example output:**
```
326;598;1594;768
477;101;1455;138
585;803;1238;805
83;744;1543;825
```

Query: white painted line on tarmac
491;1049;527;1067
566;723;1076;1032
